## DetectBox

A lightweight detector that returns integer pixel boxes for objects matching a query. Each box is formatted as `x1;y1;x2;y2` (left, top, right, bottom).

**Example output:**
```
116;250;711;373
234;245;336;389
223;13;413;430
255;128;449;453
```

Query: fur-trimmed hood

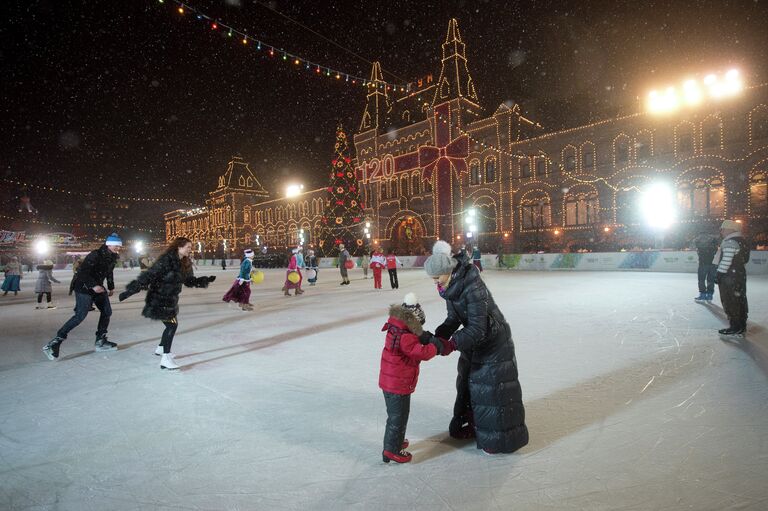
388;304;424;335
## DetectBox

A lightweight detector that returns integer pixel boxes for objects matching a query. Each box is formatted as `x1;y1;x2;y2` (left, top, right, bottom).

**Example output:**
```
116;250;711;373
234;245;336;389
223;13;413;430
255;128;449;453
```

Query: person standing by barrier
386;250;403;289
362;251;370;279
42;233;122;360
693;231;719;303
714;220;751;338
338;243;350;286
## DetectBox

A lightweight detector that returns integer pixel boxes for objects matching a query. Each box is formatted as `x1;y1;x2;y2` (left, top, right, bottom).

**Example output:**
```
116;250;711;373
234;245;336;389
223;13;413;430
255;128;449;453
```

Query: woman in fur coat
118;237;216;370
34;260;60;309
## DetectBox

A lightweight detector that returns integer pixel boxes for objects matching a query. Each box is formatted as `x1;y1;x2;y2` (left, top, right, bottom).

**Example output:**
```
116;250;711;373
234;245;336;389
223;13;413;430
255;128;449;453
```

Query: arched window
470;160;481;185
565;191;599;225
411;172;421;195
380;181;388;200
614;134;631;166
521;195;552;229
581;142;595;172
678;178;724;217
484;157;496;183
424;176;433;193
535;157;546;177
616;188;640;225
562;146;577;172
520;158;531;178
390;178;398;198
750;172;768;216
675;122;696;156
749;105;768;144
701;115;722;150
400;175;409;197
636;130;653;161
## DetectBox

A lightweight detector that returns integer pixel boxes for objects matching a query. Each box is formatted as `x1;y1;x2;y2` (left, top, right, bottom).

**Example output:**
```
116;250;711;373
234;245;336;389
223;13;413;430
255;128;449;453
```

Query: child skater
34;260;60;309
370;248;386;289
378;292;454;463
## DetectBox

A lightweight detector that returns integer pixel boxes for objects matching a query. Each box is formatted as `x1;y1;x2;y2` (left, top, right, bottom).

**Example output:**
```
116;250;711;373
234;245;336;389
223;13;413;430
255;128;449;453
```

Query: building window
703;129;719;149
750;172;768;216
755;117;768;141
678;133;694;154
582;148;594;170
470;160;481;185
535;158;546;176
565;154;576;172
616;189;639;225
678;179;725;217
380;182;388;200
521;198;551;229
565;192;599;226
485;158;496;183
521;160;531;178
616;141;629;164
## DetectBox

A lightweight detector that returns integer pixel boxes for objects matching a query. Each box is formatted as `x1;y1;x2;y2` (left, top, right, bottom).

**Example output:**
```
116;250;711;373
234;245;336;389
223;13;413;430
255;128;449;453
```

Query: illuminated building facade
166;19;768;255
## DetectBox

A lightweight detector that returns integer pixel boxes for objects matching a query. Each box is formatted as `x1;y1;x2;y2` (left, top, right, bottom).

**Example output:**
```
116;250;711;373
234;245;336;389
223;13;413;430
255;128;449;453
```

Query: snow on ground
1;267;767;511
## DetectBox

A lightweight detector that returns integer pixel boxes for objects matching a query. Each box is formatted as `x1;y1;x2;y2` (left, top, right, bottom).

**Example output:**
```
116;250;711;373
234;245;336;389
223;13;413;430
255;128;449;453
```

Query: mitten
418;331;434;345
435;323;455;340
208;275;216;283
118;291;130;302
439;338;456;356
428;337;445;355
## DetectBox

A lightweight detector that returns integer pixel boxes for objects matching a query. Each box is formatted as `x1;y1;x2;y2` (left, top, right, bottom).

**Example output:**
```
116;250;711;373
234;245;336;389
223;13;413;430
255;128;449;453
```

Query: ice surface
1;267;767;511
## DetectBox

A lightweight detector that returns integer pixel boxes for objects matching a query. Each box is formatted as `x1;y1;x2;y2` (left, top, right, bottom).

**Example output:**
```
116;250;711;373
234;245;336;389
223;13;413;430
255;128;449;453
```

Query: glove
435;324;455;340
439;338;456;356
428;337;445;355
418;331;434;345
208;276;216;283
118;291;130;302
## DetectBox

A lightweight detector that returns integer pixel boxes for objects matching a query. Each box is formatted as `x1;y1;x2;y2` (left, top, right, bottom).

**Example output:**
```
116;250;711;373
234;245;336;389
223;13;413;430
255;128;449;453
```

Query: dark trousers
37;292;51;303
698;263;717;294
56;292;111;340
161;318;178;354
383;391;410;453
718;273;748;329
388;269;399;289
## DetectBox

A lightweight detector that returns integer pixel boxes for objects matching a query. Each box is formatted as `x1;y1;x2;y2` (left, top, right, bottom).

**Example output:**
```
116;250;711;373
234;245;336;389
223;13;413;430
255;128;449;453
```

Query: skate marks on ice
523;341;716;454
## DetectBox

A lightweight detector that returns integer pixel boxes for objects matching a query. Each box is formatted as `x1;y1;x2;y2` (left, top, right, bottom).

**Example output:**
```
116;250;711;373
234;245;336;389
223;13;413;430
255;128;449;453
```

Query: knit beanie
402;292;426;325
244;249;254;258
720;219;741;232
105;233;122;247
424;240;456;277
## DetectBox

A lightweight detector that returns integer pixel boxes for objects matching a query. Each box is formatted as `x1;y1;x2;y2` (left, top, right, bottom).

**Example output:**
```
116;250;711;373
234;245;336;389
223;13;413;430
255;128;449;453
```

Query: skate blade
94;346;118;352
160;365;180;370
42;348;56;361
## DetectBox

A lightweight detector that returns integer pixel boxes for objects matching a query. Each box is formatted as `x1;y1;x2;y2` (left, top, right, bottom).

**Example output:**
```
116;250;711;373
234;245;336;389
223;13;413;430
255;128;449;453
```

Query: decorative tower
431;19;480;106
359;61;389;132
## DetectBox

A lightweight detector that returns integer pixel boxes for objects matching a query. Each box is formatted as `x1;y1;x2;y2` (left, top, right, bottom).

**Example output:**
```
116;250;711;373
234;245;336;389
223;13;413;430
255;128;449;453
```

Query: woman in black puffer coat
119;237;215;370
423;240;528;454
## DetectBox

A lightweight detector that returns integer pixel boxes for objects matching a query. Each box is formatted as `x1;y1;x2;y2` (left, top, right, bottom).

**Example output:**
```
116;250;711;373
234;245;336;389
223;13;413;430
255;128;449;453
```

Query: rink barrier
46;251;767;274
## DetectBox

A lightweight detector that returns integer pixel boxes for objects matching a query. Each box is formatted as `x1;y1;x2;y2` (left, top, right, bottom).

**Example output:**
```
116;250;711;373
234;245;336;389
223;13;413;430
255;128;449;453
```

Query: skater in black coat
423;240;529;454
119;237;215;370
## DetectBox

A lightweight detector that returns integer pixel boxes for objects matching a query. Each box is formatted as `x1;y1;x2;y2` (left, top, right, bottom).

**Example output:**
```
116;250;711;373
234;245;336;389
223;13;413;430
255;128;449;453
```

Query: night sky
2;0;768;235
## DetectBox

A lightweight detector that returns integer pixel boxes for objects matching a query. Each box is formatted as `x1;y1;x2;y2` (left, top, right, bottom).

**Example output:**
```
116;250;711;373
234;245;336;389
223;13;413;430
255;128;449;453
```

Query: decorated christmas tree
319;125;365;256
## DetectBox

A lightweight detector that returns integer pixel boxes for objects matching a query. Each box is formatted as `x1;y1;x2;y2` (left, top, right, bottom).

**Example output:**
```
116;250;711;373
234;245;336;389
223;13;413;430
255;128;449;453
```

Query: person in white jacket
713;220;750;337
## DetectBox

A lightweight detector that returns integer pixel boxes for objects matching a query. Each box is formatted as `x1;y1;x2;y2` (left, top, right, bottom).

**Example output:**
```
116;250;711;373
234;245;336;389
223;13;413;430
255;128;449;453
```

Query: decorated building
166;19;768;255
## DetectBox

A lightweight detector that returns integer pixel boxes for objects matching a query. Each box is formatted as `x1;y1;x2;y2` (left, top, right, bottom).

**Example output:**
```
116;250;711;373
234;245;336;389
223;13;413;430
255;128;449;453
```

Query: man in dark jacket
424;240;529;454
692;231;719;303
715;220;750;337
43;233;122;360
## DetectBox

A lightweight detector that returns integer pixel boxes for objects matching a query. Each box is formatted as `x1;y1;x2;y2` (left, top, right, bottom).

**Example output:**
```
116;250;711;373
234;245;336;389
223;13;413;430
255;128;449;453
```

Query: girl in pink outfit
283;248;304;296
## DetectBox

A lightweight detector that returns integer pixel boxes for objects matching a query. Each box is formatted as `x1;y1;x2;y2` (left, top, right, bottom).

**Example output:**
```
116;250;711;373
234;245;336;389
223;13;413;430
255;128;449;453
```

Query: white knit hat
424;240;456;276
244;248;254;258
402;292;425;325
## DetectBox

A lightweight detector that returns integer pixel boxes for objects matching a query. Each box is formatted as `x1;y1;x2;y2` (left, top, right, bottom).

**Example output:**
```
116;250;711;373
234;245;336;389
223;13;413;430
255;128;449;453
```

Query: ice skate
35;304;45;310
46;303;57;309
704;292;714;303
243;303;254;311
295;288;304;295
94;335;118;352
42;337;63;360
694;293;707;303
382;449;412;464
160;353;180;370
155;345;164;356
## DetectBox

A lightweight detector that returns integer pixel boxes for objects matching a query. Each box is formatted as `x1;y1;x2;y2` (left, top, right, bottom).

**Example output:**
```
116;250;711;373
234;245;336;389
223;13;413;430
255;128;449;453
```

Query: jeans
697;263;717;294
718;272;748;329
57;292;111;340
388;269;399;289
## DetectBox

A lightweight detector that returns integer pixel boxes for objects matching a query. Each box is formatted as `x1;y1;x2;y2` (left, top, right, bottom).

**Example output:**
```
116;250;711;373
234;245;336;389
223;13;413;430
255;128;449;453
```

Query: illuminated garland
2;177;196;206
0;213;159;233
160;0;415;93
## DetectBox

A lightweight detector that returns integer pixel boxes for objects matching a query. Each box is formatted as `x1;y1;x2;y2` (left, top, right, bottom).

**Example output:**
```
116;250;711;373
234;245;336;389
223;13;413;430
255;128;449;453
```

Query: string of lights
159;0;415;93
0;213;159;233
2;177;197;206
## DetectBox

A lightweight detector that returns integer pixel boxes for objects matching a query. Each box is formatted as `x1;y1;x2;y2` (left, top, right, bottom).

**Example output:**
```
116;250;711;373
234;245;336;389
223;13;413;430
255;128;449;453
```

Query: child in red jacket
379;292;454;463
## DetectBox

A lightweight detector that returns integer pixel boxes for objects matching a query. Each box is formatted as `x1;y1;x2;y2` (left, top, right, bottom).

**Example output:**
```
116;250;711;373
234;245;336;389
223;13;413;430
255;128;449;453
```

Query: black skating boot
94;334;118;352
42;337;64;360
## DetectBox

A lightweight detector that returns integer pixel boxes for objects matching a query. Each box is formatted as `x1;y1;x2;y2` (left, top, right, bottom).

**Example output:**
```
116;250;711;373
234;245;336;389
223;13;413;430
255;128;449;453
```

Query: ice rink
1;266;767;511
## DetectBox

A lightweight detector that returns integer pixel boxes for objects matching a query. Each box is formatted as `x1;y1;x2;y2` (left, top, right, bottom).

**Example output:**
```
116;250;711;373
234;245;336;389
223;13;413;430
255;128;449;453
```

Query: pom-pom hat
402;292;426;325
244;249;254;258
424;240;456;276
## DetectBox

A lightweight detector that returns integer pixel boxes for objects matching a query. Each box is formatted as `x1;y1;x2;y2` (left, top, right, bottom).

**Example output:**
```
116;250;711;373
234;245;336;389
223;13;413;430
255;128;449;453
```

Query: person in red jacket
370;249;386;289
385;250;403;289
379;292;454;463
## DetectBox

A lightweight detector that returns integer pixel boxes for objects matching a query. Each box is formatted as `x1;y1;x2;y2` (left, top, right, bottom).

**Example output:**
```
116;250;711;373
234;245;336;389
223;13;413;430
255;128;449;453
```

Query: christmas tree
319;125;365;256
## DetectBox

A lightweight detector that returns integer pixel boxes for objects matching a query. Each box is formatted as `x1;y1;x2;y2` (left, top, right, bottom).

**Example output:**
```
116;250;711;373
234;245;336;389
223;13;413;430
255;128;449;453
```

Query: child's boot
382;449;412;464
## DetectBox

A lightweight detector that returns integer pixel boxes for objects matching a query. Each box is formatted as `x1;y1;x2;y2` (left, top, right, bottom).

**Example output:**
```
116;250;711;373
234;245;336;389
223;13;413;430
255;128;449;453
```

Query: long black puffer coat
123;251;211;321
435;253;528;453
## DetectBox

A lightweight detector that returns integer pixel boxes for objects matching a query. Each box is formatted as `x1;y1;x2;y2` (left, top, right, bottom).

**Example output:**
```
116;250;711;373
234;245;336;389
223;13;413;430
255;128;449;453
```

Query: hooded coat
71;245;118;295
123;250;210;321
436;253;529;453
379;304;438;395
34;265;60;293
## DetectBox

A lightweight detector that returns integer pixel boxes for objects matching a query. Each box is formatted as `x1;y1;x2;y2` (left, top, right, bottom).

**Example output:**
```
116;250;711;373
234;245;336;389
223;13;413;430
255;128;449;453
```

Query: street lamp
134;241;145;254
465;208;477;240
286;184;304;198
